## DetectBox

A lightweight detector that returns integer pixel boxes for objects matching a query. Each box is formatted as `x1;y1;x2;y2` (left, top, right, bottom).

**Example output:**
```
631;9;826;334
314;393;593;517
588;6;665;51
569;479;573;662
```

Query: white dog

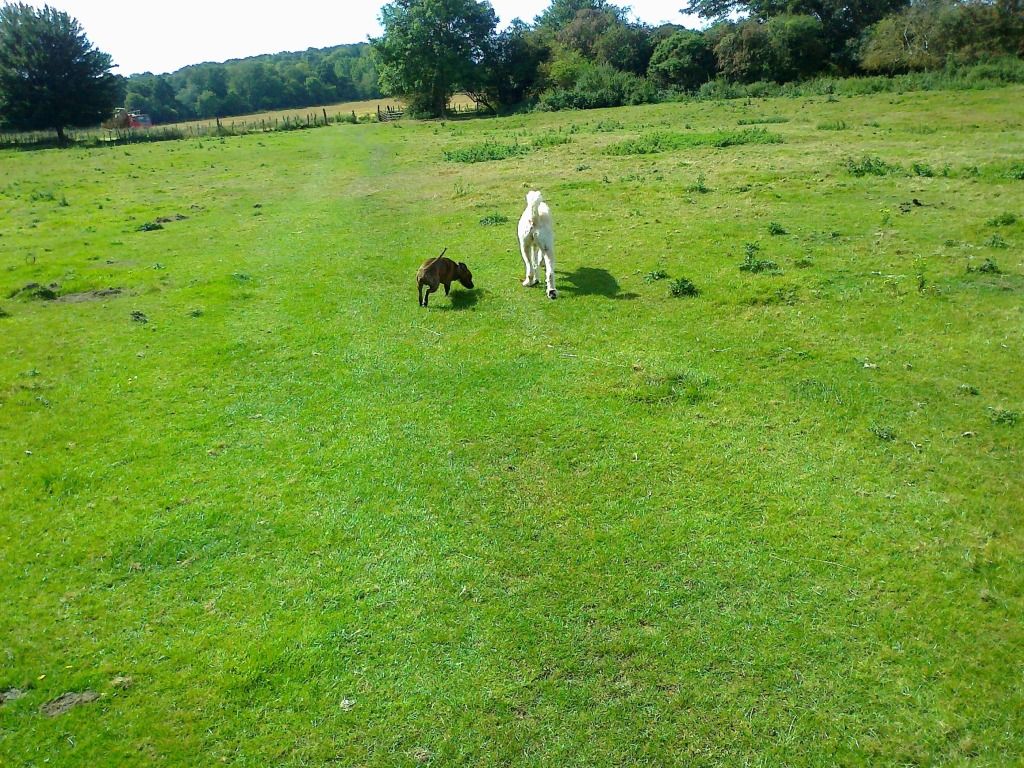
517;190;556;299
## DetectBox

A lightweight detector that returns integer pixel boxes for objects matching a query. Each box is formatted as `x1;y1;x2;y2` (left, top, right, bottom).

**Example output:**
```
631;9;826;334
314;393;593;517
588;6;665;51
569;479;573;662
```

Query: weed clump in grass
479;213;509;226
988;407;1019;425
967;258;1002;274
444;142;529;163
644;269;669;282
0;306;10;318
635;370;712;404
737;116;789;125
137;221;164;232
912;162;935;177
686;173;710;193
531;132;572;148
768;221;787;235
794;256;814;268
817;120;847;130
958;384;980;396
846;155;901;176
986;212;1018;226
593;119;624;132
739;242;779;273
668;277;699;297
984;234;1009;248
1006;163;1024;180
870;424;897;441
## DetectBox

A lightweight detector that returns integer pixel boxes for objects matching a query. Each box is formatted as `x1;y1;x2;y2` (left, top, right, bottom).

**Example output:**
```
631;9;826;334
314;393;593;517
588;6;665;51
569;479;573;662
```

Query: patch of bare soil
56;288;123;303
1;688;26;705
40;690;99;717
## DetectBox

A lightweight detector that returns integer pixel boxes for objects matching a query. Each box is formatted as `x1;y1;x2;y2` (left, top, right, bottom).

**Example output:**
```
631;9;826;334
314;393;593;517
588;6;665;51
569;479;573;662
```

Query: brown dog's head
456;262;474;289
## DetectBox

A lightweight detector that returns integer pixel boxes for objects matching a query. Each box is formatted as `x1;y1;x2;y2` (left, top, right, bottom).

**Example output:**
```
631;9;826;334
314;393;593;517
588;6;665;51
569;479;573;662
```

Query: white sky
20;1;700;76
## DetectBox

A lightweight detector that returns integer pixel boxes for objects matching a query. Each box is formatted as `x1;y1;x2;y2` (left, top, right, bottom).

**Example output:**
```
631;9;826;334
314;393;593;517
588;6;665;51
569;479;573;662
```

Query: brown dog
417;248;474;307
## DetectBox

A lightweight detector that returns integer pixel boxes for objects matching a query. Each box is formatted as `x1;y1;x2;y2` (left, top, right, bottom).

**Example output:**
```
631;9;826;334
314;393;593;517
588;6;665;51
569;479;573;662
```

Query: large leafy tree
0;3;121;143
470;19;548;110
682;0;910;70
535;0;625;32
648;30;716;90
372;0;497;117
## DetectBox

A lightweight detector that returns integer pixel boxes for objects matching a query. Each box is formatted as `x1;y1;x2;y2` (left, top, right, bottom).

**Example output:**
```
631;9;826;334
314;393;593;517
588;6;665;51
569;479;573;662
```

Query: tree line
373;0;1024;116
122;44;380;124
1;0;1021;142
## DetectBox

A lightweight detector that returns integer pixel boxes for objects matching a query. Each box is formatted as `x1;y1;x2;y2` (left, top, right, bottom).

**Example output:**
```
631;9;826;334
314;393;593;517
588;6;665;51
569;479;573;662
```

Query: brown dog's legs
423;282;438;307
418;281;425;306
443;281;451;296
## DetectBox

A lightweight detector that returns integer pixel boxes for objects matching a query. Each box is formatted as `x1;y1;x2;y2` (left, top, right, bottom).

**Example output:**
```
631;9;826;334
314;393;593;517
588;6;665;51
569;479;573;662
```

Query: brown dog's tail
438;247;447;259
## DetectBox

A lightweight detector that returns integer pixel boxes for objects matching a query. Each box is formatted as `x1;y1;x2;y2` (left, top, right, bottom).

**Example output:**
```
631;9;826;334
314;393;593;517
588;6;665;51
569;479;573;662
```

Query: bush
739;242;779;273
668;277;699;297
967;258;1001;274
846;155;901;176
538;61;658;111
986;212;1017;226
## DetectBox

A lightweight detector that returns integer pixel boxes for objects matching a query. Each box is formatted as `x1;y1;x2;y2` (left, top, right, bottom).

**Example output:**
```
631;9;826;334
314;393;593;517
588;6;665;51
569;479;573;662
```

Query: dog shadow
437;288;482;311
556;267;638;300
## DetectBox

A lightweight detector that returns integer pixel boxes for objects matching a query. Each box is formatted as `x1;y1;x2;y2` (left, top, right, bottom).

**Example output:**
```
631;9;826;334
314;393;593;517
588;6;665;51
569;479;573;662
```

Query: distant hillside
123;43;380;124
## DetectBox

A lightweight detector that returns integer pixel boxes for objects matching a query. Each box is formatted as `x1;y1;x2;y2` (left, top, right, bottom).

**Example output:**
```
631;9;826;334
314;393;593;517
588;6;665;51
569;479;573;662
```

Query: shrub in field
912;162;935;177
1007;164;1024;180
967;258;1002;274
739;242;779;273
984;234;1009;248
846;155;901;176
986;212;1017;226
768;221;787;235
444;142;529;163
644;269;669;282
479;213;509;226
668;277;699;296
686;173;710;193
988;407;1019;426
817;120;847;130
870;425;897;441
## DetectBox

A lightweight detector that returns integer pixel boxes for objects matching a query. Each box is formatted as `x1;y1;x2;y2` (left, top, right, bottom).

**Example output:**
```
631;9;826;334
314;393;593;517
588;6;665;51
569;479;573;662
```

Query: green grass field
1;86;1022;766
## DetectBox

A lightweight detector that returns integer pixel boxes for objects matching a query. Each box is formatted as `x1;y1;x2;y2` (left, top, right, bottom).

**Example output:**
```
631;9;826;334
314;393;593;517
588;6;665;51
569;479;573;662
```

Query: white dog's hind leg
520;238;537;286
542;245;556;298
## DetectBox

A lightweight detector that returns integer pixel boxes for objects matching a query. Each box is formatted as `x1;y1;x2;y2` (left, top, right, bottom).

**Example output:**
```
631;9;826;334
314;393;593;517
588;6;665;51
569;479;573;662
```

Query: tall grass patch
606;128;783;156
443;142;530;163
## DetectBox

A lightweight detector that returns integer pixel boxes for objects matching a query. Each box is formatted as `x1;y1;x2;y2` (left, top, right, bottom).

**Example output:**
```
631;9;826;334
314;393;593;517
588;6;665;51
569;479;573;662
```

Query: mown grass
1;86;1023;767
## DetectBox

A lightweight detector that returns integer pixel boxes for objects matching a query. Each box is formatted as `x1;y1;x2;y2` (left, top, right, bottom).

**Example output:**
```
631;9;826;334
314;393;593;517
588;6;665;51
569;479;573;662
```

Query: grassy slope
0;87;1022;766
